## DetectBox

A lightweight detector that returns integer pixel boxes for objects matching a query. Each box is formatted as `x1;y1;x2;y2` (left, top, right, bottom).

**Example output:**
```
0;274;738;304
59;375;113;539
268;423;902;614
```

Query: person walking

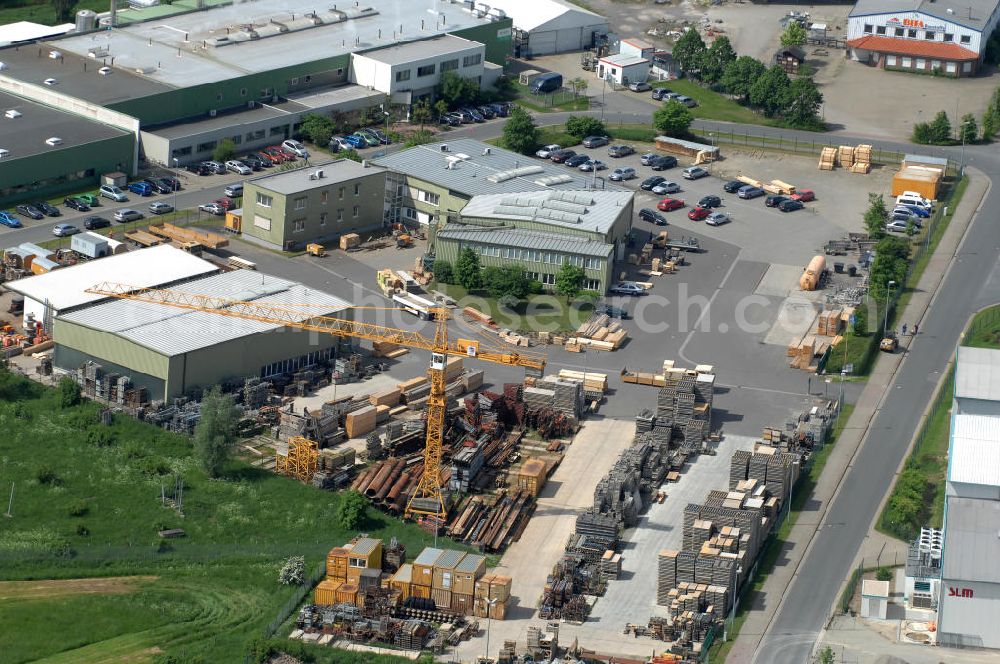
913;323;919;335
902;323;908;336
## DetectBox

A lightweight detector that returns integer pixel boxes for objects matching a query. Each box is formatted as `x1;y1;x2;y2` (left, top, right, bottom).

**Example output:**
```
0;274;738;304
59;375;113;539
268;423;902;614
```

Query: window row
469;244;602;270
885;55;969;73
261;347;333;378
862;23;968;43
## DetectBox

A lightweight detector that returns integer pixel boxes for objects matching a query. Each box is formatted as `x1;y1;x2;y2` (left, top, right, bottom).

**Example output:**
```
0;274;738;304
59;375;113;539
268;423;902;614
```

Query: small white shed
861;579;890;620
597;53;650;86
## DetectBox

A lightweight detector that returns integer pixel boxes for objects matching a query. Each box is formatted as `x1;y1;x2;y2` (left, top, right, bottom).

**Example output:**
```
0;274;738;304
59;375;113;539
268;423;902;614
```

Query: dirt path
0;576;157;602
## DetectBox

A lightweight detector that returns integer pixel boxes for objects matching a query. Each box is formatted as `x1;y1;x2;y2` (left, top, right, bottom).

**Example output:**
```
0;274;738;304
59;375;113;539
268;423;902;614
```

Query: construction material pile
736;174;797;195
447;490;535;552
819;143;873;173
787;308;851;372
73;360;146;408
567;313;629;351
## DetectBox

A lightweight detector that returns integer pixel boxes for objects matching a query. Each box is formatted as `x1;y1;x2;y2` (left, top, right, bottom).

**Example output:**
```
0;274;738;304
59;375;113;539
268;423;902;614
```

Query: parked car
0;211;22;228
226;160;252;175
453;109;474;124
127;181;154;197
705;212;730;226
608;144;635;158
790;188;815;202
723;180;744;193
628;81;652;92
900;203;931;218
688;206;711;221
354;129;382;146
535;144;561;159
779;199;804;212
564;154;591;168
609;167;636;181
462;107;485;122
99;184;128;202
439;113;462;126
476;105;495;119
83;216;111;230
330;135;354;149
77;193;101;207
64;197;90;211
698;195;721;208
578;159;606;172
33;201;60;216
154;177;179;192
149;201;174;215
892;211;921;226
52;223;80;236
282;139;309;158
657;197;685;212
241;154;267;169
368;128;391;144
650;155;678;171
550;149;577;164
145;178;174;194
737;185;765;199
186;163;212;176
639;208;668;225
640;152;659;166
582;135;610;148
682;166;709;180
651;181;681;195
885;219;910;233
264;147;294;162
651;87;673;101
15;204;43;220
114;208;143;223
641;176;666;191
675;95;698;107
596;303;629;319
610;282;646;296
204;160;228;174
224;183;244;198
214;198;236;211
489;102;511;117
199;202;225;216
765;195;788;208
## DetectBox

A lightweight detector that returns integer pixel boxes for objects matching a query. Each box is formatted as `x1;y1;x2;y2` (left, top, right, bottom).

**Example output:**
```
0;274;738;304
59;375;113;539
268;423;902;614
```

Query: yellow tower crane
85;282;546;521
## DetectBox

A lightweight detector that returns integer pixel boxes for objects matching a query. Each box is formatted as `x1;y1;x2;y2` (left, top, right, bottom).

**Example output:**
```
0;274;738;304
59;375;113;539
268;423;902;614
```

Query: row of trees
435;248;587;302
861;194;912;300
672;30;824;129
912;87;1000;145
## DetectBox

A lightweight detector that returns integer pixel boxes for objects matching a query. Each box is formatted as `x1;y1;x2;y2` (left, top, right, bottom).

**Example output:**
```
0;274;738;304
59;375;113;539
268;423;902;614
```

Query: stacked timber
818;147;836;170
851;144;872;174
345;405;377;438
837;145;855;168
571;314;629;350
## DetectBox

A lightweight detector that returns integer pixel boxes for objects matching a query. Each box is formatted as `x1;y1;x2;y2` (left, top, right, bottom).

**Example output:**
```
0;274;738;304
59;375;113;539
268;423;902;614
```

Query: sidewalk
725;170;990;664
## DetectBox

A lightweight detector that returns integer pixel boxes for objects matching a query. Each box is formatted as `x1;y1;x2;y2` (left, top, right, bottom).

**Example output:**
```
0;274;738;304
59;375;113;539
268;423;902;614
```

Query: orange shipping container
326;547;350;581
411;583;432;599
336;582;359;605
451;592;474;614
431;588;452;611
314;578;342;605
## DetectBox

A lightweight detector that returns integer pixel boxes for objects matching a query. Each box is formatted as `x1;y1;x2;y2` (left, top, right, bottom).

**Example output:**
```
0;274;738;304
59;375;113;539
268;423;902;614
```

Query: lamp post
171;158;179;214
484;597;498;661
883;280;896;335
600;74;607;122
708;132;715;172
383;110;391;153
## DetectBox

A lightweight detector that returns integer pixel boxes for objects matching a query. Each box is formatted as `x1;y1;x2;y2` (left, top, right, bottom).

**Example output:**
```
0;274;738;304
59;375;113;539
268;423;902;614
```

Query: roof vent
5;109;22;119
48;50;63;59
0;62;7;71
98;66;112;75
43;78;58;86
947;7;954;12
45;137;63;146
0;149;9;159
440;143;449;152
316;169;325;179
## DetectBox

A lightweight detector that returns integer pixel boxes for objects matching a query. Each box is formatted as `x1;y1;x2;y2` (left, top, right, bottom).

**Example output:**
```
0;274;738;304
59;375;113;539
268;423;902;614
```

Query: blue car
902;204;930;218
127;181;154;196
343;134;367;149
0;211;23;228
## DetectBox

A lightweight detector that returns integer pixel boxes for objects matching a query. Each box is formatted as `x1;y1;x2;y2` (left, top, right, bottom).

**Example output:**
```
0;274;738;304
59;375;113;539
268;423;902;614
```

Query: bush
36;465;60;486
278;555;306;586
876;566;893;582
68;500;89;517
76;524;90;537
652;101;694;137
433;260;454;284
564;115;607;139
528;280;544;295
337;490;367;531
212;138;237;163
58;377;81;408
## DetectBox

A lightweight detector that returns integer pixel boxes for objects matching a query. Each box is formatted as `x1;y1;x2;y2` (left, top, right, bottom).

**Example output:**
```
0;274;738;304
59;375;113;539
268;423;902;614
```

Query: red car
791;189;815;202
657;197;685;212
688;206;711;221
265;146;295;162
214;198;236;211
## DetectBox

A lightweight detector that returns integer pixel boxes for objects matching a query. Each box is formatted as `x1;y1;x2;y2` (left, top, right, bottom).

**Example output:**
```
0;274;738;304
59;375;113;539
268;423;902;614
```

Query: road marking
678;251;743;365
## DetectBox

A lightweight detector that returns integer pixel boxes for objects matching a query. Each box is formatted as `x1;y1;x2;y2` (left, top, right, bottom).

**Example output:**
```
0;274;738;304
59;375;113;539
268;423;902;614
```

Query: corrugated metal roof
455;553;486;573
942;496;1000;583
482;0;605;32
434;549;466;571
949;411;1000;488
56;270;349;357
6;245;217;311
436;225;613;258
392;564;413;583
371;138;619;197
850;0;998;31
350;537;381;557
413;547;444;566
955;346;1000;401
459;190;632;235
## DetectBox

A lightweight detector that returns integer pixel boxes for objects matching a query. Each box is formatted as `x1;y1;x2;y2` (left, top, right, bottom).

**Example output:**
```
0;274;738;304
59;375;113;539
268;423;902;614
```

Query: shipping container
412;547;443;586
451;591;474;614
335;582;358;605
314;578;342;605
411;582;432;599
432;549;466;590
431;588;452;611
453;553;486;596
390;563;414;600
326;546;350;580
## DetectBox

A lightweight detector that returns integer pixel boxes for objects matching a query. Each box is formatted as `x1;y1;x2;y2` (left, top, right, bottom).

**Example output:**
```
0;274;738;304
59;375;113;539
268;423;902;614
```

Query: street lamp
171;158;179;214
383;109;391;154
883;280;896;335
708;132;715;172
484;597;499;661
600;74;608;122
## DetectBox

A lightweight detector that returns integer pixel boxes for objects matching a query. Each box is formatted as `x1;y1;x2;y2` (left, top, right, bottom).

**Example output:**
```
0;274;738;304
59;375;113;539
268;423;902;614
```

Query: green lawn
513;82;589;113
652;80;779;126
435;282;595;334
0;368;443;662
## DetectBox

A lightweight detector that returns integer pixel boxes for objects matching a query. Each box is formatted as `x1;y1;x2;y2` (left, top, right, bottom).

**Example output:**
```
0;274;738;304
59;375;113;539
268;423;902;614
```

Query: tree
555;264;585;301
748;65;791;117
783;77;824;128
455;247;483;290
983;109;998;142
439;71;479;108
672;28;707;74
876;566;893;582
58;377;81;408
565;115;607;139
336;490;367;530
300;113;334;148
652;100;694;137
193;387;239;478
863;193;889;239
212;138;237;163
721;56;766;103
569;77;589;101
434;99;450;120
817;646;836;664
433;259;454;284
52;0;74;22
869;236;909;299
960;112;978;144
500;106;540;155
411;100;432;130
929;110;952;144
278;556;306;586
701;36;736;85
911;122;934;144
482;265;530;301
780;21;808;46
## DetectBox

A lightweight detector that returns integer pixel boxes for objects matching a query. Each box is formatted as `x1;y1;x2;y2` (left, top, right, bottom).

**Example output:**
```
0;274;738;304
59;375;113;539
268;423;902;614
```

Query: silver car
579;159;607;172
651;181;681;195
609;167;636;181
706;211;730;226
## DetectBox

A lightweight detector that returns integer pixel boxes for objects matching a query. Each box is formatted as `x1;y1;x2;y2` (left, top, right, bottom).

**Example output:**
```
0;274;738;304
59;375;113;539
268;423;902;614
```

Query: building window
256;193;273;208
292;219;306;233
963;61;972;72
354;182;361;196
585;278;601;291
901;57;912;67
886;54;897;66
337;208;344;221
216;92;223;101
404;207;417;220
320;212;328;227
924;31;935;40
915;58;926;69
417;64;436;77
270;126;285;136
231;134;242;144
336;68;343;76
931;60;941;70
320;190;328;205
907;29;917;38
540;273;555;285
240;87;247;97
960;35;971;44
863;24;873;33
338;187;345;200
260;88;273;98
895;27;905;36
395;69;411;82
290;77;299;85
463;54;482;67
196;140;217;153
253;215;271;230
352;205;359;218
294;197;306;210
944;33;953;41
416;189;440;205
876;25;886;35
172;146;192;157
441;58;459;72
946;62;957;72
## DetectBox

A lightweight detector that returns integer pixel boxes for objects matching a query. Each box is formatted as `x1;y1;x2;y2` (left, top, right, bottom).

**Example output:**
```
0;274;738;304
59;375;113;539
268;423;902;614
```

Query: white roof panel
942;497;1000;583
955;346;1000;402
482;0;605;32
5;245;217;312
949;411;1000;488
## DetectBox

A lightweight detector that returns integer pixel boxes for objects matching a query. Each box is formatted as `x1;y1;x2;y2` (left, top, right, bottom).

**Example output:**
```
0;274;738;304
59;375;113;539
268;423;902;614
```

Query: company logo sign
948;586;974;598
885;16;946;30
497;28;512;39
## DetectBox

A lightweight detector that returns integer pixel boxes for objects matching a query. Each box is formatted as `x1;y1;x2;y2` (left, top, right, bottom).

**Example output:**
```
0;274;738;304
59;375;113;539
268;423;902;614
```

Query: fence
263;561;326;638
702;129;908;166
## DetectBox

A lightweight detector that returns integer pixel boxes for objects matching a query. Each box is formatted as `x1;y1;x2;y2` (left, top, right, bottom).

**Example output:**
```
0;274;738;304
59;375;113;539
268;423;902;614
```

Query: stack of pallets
851;144;873;174
730;450;751;489
837;145;855;168
658;550;679;603
818;147;836;170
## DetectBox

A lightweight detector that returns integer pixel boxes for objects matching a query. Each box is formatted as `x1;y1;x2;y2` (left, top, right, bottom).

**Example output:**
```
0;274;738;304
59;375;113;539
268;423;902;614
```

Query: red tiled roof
847;35;978;61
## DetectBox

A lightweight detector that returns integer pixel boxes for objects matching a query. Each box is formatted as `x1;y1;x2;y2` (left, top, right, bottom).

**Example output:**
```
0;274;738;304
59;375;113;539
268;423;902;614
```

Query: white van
896;194;932;211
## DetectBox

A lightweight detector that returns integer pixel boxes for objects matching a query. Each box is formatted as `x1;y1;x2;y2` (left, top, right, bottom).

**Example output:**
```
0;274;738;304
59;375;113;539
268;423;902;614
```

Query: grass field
0;367;443;662
651;80;779;127
513;82;589;113
434;282;595;333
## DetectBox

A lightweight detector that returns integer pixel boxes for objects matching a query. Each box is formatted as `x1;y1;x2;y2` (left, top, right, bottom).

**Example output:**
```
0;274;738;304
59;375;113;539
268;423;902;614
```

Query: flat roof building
350;35;487;101
483;0;609;57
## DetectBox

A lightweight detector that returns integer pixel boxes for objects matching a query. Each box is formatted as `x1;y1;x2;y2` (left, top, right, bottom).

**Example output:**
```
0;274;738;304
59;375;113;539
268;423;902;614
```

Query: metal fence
705;129;908;166
263;561;326;638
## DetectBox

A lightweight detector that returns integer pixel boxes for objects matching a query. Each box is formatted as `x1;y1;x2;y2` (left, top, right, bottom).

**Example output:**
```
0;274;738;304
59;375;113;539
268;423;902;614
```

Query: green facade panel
451;18;513;66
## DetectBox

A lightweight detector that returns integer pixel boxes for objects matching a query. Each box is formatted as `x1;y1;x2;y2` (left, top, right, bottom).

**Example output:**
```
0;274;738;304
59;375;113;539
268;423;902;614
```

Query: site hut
481;0;610;57
435;189;633;293
0;0;513;199
44;264;349;402
936;346;1000;649
370;137;622;235
345;537;383;585
410;547;444;597
597;39;654;86
239;158;386;251
846;0;1000;76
